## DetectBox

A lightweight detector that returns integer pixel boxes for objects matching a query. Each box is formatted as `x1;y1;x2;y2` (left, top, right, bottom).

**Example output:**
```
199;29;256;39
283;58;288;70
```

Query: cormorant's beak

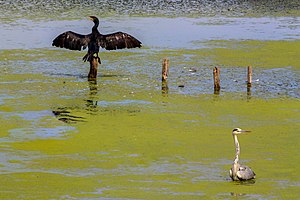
88;16;93;21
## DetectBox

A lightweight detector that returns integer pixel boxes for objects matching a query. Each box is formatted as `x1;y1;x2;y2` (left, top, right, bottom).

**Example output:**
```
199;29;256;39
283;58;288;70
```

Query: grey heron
229;128;256;181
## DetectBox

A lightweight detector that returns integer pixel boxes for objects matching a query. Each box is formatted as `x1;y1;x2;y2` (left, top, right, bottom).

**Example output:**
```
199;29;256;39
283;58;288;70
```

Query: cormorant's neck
92;21;99;32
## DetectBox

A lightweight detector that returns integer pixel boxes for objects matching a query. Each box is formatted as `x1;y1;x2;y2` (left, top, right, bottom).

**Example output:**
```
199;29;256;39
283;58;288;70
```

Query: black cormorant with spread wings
52;16;142;64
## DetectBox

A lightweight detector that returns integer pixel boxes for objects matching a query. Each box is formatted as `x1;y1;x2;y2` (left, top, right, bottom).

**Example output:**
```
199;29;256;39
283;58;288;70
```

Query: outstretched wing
236;165;256;180
98;32;142;50
52;31;91;51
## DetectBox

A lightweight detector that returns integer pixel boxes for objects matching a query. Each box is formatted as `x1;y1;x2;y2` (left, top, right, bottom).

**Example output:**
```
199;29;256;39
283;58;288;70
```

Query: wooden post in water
161;58;169;94
213;67;220;94
162;58;169;81
247;66;252;98
247;66;252;87
88;56;99;81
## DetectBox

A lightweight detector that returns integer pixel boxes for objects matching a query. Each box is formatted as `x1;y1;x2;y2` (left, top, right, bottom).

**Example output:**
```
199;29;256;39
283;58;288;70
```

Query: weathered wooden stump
161;58;169;94
247;66;252;87
88;56;99;81
246;66;252;98
213;67;220;94
162;58;169;81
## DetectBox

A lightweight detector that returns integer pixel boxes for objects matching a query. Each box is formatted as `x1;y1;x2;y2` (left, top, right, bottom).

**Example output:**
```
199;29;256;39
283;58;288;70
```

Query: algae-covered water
1;1;300;199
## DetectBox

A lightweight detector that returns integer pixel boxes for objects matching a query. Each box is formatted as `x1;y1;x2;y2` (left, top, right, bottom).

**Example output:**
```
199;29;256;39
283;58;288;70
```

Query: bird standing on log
229;128;256;181
52;16;142;64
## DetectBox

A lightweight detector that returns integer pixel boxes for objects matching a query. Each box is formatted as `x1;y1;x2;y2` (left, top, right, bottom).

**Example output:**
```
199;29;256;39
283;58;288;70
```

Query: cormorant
52;16;142;64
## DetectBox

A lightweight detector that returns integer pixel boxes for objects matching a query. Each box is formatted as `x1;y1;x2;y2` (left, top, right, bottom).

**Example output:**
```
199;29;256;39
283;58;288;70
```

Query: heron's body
52;16;142;64
229;128;255;181
230;161;256;181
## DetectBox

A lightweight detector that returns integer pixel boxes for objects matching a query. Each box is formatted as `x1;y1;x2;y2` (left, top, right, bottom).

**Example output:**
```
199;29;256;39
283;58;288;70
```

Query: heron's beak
241;130;251;133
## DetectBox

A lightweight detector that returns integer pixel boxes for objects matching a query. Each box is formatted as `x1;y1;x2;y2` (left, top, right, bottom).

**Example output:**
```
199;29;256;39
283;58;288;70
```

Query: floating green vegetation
184;40;300;69
207;40;300;69
2;91;300;199
0;12;299;199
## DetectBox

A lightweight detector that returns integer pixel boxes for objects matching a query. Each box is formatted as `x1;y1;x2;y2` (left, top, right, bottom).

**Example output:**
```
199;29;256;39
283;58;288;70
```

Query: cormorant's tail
83;52;101;64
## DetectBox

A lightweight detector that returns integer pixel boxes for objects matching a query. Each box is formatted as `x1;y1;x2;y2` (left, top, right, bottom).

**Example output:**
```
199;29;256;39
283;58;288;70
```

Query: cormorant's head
232;128;251;135
89;16;99;24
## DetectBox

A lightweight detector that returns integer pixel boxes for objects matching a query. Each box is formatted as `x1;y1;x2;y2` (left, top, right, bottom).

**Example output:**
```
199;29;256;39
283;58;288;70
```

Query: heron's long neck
233;134;240;163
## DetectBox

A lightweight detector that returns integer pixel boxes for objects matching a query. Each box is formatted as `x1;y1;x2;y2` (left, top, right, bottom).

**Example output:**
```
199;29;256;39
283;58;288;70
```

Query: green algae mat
0;4;300;199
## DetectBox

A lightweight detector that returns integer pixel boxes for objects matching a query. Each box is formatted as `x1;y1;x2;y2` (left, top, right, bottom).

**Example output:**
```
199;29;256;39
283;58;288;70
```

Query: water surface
0;1;300;199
